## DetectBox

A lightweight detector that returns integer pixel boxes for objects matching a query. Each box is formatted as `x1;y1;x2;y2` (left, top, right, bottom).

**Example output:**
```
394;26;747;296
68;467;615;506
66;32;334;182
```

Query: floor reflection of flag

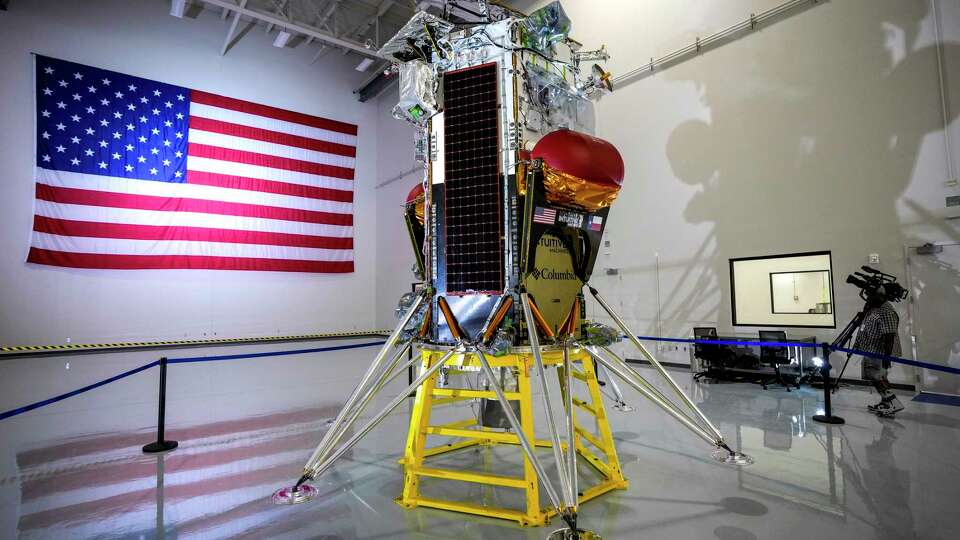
15;406;348;539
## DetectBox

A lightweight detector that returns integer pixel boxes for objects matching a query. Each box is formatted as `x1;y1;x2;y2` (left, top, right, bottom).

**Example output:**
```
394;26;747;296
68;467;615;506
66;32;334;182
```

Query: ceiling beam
349;0;394;40
341;0;394;55
318;0;341;27
221;0;248;56
199;0;379;57
265;0;289;34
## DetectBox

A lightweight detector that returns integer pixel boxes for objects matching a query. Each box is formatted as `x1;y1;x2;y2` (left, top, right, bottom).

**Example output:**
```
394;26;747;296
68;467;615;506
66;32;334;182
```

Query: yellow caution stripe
0;330;391;354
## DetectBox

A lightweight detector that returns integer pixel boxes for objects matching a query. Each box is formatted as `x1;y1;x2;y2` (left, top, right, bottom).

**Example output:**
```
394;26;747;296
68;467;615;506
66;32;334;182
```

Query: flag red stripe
33;216;354;250
17;459;301;530
188;143;354;180
27;248;354;273
17;407;330;467
189;116;356;157
185;170;353;203
36;184;353;227
190;90;358;136
20;428;322;501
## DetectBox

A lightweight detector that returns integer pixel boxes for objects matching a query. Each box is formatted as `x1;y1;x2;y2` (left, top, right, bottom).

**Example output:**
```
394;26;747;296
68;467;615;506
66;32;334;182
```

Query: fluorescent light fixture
273;30;292;48
170;0;187;18
355;58;375;72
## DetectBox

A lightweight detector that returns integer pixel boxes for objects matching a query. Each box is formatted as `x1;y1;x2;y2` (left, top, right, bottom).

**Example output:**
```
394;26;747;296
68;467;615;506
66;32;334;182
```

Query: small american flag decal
533;206;557;225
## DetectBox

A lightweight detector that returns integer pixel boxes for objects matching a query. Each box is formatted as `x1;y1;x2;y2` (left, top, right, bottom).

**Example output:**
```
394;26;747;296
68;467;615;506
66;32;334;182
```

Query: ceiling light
273;31;292;48
170;0;187;18
355;58;375;72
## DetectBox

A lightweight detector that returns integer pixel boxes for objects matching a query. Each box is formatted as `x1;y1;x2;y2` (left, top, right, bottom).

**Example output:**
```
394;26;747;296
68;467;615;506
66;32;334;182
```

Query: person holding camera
853;285;904;416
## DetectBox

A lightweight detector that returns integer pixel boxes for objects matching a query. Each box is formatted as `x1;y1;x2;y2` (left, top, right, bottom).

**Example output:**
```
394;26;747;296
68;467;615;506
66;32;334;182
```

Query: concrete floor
1;341;959;539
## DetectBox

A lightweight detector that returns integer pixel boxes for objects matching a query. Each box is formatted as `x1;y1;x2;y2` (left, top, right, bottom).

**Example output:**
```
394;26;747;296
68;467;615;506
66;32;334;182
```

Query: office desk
690;334;817;384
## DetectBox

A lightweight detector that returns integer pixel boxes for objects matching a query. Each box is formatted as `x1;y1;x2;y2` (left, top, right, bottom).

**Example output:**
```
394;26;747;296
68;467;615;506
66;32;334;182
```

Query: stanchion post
143;357;179;453
812;343;845;425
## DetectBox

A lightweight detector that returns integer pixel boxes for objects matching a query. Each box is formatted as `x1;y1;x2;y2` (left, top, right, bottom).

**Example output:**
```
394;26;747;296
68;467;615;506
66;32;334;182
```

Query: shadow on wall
662;0;959;339
907;243;960;387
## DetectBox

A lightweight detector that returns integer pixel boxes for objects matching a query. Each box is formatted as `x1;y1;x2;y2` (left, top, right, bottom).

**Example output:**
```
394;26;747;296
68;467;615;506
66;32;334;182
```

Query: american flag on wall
29;55;356;273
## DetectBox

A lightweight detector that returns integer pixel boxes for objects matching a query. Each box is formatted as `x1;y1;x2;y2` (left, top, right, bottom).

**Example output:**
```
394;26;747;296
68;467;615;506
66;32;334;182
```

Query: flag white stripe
37;168;353;215
185;156;353;192
188;129;356;169
22;482;302;540
22;448;308;514
32;233;354;262
190;103;358;146
35;201;354;238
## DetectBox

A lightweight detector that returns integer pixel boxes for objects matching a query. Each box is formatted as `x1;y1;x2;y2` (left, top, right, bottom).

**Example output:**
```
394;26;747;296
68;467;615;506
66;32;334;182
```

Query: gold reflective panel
525;232;582;332
516;159;528;196
543;164;621;212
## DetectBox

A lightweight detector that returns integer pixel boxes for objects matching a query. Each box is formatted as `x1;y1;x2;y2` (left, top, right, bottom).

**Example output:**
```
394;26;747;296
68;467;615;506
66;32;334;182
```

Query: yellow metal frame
397;348;628;526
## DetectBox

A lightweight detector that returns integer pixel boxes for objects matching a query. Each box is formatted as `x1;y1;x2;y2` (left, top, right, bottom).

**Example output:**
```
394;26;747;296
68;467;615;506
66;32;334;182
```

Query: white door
907;243;960;396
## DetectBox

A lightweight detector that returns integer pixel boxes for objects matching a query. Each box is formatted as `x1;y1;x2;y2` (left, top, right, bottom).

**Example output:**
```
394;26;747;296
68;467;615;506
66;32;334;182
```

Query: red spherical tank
406;182;425;205
405;182;425;224
532;129;624;188
531;129;625;210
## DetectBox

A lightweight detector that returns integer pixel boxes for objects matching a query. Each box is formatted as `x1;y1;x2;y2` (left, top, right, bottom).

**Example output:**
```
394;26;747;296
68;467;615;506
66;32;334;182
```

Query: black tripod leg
832;351;855;393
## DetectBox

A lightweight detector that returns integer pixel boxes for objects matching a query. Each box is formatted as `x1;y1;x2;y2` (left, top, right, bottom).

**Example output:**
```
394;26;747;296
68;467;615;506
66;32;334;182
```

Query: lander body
277;3;752;538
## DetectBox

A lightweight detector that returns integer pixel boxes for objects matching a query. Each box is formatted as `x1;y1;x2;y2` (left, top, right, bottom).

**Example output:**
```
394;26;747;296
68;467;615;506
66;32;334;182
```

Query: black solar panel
443;63;503;294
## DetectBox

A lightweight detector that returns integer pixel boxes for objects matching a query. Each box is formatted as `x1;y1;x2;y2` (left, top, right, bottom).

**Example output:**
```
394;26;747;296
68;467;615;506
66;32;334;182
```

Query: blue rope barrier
634;335;819;349
832;346;960;375
4;335;953;423
0;359;160;421
633;335;960;375
0;340;387;422
167;340;386;364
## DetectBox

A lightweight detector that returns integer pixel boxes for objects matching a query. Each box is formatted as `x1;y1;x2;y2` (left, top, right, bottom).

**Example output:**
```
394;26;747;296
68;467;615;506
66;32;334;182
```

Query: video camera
845;266;909;303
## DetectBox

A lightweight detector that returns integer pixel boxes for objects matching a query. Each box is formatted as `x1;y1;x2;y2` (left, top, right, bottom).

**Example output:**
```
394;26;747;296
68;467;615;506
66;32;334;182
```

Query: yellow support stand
397;347;628;527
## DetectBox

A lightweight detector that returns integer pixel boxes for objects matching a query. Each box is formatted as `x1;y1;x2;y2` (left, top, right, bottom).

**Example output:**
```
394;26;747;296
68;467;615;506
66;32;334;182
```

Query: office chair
692;327;726;382
759;330;799;391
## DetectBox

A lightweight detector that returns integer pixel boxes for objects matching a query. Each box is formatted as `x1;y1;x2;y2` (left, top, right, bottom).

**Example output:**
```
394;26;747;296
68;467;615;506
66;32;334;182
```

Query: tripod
811;303;867;425
831;306;868;393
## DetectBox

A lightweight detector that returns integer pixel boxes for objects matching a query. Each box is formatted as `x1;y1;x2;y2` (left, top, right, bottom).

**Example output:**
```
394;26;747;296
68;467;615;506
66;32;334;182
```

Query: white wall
770;271;830;314
419;0;960;383
374;89;419;328
0;0;383;345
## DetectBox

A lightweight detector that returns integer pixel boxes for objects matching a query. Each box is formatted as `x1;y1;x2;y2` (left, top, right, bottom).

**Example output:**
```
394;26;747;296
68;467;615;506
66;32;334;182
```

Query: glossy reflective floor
1;344;959;540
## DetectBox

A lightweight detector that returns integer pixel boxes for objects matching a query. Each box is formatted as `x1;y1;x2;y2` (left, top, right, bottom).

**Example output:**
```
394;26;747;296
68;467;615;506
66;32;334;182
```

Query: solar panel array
442;63;503;294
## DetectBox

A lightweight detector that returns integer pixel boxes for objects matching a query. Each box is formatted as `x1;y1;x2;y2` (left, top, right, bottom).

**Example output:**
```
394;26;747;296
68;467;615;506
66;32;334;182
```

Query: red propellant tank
532;129;624;211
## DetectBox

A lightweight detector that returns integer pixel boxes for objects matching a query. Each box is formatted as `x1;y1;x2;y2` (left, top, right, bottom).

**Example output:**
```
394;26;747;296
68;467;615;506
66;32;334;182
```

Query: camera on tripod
845;266;909;303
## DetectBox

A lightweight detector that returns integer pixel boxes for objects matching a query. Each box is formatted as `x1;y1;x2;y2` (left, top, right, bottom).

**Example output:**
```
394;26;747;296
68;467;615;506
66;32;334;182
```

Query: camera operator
853;284;904;416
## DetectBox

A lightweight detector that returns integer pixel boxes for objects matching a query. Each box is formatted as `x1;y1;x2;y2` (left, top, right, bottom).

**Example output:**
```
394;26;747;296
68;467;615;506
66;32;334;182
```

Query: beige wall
497;0;957;381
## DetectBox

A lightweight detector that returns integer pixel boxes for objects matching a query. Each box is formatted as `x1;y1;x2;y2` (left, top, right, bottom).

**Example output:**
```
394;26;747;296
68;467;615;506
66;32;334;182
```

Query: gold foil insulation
517;160;529;196
407;195;425;225
542;164;621;212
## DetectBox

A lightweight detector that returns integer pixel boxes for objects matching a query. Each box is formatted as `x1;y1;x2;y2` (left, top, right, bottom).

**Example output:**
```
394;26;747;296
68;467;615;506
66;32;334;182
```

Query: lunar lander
276;3;752;538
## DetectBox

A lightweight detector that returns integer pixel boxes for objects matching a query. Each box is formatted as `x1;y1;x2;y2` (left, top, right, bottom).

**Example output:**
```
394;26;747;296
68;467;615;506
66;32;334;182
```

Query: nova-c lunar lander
275;3;752;538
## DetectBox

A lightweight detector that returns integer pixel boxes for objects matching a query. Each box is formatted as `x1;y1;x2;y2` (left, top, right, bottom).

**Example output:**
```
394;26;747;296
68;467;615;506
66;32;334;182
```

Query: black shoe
875;398;904;417
867;394;893;412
